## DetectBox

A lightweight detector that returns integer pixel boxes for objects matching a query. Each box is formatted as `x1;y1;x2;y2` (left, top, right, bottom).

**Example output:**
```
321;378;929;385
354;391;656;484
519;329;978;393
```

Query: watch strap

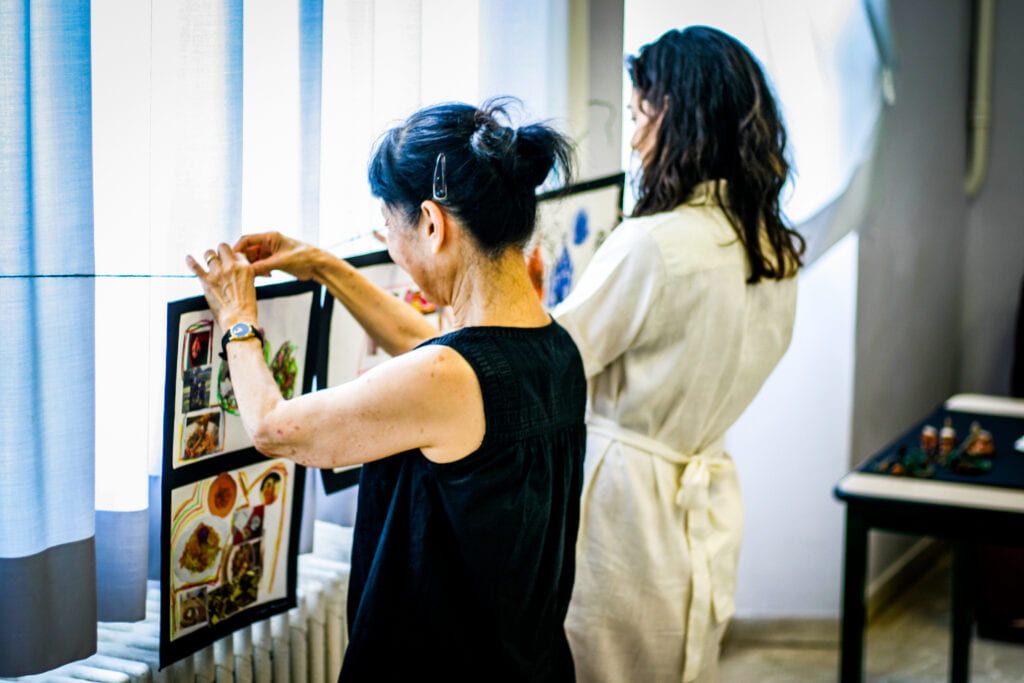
220;323;264;359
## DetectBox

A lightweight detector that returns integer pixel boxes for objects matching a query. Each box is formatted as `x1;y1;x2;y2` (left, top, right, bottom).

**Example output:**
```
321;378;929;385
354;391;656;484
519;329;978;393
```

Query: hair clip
432;152;447;201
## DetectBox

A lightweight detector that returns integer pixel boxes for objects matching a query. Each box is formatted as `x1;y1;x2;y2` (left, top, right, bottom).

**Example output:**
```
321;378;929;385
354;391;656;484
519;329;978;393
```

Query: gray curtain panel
0;0;98;675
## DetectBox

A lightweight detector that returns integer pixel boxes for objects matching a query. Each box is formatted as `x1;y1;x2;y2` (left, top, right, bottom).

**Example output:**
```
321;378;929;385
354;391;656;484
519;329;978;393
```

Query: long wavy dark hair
627;26;804;282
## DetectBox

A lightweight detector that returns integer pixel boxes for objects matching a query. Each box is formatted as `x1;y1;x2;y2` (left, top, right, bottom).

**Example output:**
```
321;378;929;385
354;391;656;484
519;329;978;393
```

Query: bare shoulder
360;343;484;463
385;343;477;388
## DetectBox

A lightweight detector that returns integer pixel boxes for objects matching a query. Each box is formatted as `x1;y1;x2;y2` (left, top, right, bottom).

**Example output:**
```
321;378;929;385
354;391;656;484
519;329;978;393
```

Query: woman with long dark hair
554;27;804;682
188;100;585;681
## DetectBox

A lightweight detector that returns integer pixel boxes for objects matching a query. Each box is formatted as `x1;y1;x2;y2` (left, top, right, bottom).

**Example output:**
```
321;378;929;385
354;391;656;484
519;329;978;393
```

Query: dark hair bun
468;101;570;191
469;108;515;158
369;97;574;257
513;124;568;189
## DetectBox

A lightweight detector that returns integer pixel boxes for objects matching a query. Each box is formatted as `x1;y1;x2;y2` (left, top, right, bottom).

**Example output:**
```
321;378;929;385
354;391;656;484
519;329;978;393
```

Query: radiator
6;522;353;683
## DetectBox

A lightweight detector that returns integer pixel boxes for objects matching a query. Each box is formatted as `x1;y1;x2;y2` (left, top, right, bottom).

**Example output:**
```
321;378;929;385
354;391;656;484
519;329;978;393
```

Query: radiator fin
3;522;353;682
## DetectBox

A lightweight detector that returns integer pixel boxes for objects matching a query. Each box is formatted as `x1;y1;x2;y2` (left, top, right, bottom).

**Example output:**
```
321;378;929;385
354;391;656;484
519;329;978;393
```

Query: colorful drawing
270;341;299;399
208;473;237;517
573;208;589;245
531;173;624;307
547;243;575;308
403;289;436;314
259;472;282;506
217;361;237;415
231;506;265;543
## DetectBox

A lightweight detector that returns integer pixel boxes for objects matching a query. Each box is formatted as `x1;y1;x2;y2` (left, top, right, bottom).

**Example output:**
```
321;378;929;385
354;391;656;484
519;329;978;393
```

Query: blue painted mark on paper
573;209;589;245
547;244;574;307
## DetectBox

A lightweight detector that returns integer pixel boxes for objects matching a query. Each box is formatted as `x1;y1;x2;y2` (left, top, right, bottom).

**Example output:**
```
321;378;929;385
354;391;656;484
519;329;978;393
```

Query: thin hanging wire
1;228;388;278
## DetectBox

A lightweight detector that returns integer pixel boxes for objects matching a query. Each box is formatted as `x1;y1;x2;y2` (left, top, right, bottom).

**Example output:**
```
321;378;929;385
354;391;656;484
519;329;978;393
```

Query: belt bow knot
585;415;732;683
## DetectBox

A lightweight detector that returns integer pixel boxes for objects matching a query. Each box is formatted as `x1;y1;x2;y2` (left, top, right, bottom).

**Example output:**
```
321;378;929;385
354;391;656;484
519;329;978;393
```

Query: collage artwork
162;281;317;667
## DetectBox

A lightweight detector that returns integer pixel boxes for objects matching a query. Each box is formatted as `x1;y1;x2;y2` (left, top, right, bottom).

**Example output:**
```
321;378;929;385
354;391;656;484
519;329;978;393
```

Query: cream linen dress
553;183;797;682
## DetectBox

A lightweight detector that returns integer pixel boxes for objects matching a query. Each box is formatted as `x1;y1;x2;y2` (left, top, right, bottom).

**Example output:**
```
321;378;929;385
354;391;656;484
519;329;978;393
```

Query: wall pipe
965;0;995;198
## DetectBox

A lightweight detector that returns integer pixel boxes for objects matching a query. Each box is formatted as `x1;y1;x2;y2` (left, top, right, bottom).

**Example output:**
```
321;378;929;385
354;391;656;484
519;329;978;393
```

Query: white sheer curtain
92;0;246;620
318;0;489;248
318;0;573;250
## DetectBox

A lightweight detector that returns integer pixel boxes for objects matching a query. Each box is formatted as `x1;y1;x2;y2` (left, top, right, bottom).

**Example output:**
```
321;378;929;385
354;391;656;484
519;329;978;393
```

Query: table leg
951;540;975;683
840;506;868;683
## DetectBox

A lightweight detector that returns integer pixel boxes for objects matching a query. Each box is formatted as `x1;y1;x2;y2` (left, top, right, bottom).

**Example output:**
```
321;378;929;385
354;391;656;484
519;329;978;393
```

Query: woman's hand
185;243;259;331
234;232;322;280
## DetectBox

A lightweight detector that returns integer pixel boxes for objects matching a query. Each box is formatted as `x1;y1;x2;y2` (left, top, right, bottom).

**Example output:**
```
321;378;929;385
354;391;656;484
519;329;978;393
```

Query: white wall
727;233;857;617
733;0;983;611
853;0;972;582
960;0;1024;395
574;0;625;179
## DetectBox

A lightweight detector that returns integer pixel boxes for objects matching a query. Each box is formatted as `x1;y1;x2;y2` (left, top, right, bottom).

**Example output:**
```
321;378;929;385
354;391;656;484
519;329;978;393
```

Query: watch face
231;323;250;337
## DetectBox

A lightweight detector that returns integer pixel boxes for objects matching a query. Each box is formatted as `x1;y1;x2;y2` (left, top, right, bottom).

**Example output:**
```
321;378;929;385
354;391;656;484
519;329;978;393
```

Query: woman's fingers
233;232;319;279
185;253;226;322
235;233;281;260
249;252;284;278
234;233;286;276
234;232;273;254
217;242;233;262
185;253;206;278
186;244;258;329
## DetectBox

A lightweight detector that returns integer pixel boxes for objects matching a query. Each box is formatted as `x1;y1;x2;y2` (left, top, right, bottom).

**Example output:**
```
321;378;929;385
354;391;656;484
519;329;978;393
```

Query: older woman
555;27;805;682
187;101;584;681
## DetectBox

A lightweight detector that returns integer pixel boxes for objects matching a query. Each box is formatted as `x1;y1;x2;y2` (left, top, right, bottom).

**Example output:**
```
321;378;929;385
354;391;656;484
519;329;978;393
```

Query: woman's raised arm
235;231;438;355
187;240;483;468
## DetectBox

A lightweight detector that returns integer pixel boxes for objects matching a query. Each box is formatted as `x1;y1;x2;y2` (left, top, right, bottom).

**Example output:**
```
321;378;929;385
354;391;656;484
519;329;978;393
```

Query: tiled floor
719;551;1024;681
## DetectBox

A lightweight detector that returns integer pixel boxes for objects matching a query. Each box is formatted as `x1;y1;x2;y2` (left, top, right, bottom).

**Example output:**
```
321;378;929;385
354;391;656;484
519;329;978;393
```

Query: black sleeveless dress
339;322;586;682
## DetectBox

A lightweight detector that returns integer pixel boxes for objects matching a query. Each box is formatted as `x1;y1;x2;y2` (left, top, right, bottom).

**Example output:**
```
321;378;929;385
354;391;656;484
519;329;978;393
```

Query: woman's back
556;183;796;454
342;322;586;682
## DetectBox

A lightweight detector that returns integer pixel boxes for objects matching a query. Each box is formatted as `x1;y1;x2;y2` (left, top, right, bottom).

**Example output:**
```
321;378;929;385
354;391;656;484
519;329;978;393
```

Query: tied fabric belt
585;414;733;683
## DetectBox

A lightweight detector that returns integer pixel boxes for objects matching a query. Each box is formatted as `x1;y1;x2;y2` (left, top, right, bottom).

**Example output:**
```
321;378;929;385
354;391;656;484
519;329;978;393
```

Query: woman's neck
446;249;550;329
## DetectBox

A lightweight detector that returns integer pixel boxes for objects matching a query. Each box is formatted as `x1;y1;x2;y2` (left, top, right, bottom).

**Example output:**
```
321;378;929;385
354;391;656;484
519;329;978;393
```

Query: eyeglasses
432;152;447;201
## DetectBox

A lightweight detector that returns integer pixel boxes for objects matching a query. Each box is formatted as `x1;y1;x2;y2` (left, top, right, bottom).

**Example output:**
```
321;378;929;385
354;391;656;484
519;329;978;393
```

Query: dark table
834;394;1024;682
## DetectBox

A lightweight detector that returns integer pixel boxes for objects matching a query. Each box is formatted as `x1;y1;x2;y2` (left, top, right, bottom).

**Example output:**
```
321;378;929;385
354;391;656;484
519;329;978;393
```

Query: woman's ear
419;200;448;254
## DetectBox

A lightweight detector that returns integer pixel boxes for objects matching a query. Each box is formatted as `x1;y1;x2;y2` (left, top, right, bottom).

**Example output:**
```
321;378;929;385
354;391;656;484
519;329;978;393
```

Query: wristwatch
221;322;264;358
